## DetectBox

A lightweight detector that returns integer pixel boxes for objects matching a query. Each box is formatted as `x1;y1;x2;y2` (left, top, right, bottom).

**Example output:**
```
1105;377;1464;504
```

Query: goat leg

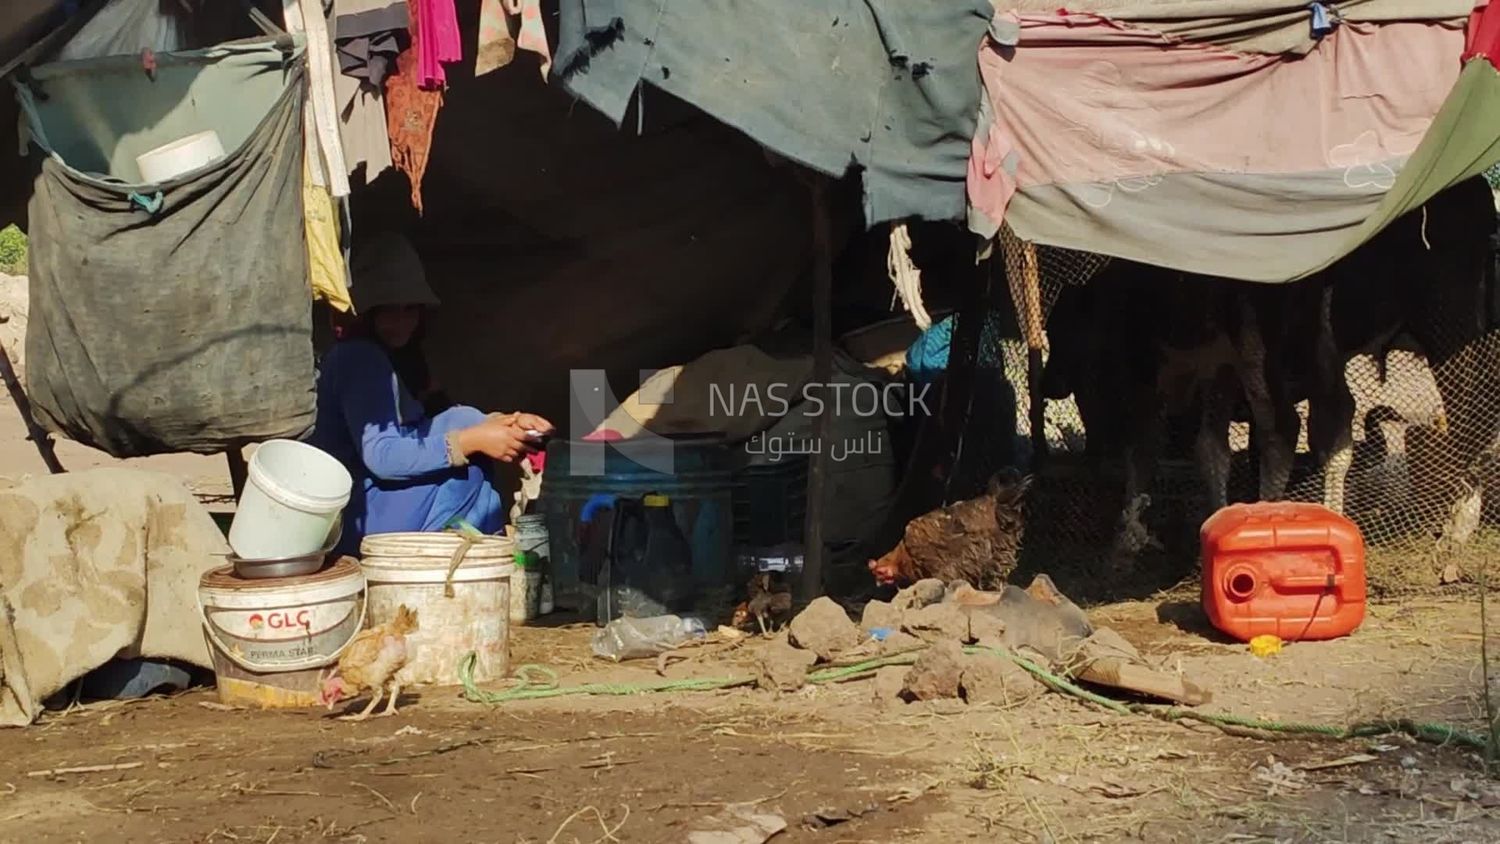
1195;372;1236;512
1234;292;1294;501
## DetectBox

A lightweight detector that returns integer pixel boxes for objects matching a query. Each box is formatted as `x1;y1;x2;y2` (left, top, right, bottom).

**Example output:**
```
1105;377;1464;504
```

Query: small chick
319;604;419;721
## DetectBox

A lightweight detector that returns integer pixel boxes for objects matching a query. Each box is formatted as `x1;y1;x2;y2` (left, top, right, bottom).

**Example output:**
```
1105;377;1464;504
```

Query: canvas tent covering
970;0;1499;282
544;0;1500;283
554;0;993;225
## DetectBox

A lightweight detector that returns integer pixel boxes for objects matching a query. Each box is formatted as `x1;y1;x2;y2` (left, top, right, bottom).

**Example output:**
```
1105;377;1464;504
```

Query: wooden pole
872;227;988;554
226;445;249;501
1007;236;1049;469
798;176;834;604
0;341;64;474
941;234;993;499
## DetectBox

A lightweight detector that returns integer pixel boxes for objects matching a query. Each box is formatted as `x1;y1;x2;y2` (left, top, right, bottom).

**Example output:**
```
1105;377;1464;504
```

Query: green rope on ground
459;654;755;703
459;646;1490;752
968;645;1490;751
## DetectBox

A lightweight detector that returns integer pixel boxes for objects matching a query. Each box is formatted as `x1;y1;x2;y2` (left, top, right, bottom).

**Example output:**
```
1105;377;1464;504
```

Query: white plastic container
360;532;515;686
515;514;552;615
228;439;352;560
509;559;543;623
136;129;226;183
198;557;366;708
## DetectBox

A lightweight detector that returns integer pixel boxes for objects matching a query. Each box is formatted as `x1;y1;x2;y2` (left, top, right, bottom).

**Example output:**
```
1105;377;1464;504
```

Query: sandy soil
2;598;1498;843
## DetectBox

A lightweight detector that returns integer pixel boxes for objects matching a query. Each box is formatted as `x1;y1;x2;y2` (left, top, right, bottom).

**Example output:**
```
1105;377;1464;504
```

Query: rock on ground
902;602;971;644
891;578;946;612
902;640;964;701
756;638;818;692
788;596;860;661
959;651;1043;706
966;605;1006;647
859;598;900;633
877;630;925;655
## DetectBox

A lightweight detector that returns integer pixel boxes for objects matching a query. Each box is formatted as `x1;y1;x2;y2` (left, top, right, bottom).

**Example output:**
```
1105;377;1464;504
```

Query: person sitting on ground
311;233;553;555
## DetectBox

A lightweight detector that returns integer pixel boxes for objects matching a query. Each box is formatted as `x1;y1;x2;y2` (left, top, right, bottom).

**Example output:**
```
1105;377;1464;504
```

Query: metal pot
228;516;342;579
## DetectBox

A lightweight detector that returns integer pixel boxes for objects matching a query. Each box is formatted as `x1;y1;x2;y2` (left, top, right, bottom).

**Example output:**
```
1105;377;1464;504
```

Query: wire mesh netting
956;214;1500;596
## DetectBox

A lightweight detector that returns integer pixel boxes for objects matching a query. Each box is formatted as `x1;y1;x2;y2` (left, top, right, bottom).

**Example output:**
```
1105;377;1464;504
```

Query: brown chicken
730;573;794;635
319;604;419;721
868;471;1029;590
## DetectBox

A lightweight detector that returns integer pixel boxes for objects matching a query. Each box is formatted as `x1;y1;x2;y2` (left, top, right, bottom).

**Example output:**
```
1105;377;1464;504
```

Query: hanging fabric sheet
475;0;518;75
967;13;1478;281
411;0;462;88
386;42;443;213
475;0;551;78
305;154;354;312
16;40;316;456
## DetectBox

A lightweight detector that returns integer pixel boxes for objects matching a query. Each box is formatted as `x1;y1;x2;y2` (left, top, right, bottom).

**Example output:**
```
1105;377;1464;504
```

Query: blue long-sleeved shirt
311;339;502;555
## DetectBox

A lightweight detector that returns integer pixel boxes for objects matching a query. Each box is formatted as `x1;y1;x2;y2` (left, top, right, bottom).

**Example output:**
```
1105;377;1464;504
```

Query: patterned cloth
385;44;443;213
476;0;553;78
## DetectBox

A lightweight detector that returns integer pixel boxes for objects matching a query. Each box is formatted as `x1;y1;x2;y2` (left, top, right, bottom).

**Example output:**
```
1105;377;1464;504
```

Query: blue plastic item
80;659;192;700
904;313;1006;384
541;436;734;618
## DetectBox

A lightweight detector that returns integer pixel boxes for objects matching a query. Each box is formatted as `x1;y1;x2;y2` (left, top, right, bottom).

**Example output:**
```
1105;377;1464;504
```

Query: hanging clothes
512;0;552;79
475;0;517;76
332;0;406;181
476;0;553;79
333;68;394;180
303;155;354;312
411;0;462;89
386;44;443;214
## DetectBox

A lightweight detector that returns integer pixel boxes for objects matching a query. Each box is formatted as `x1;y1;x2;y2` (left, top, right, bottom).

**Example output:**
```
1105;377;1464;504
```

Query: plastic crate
732;457;809;547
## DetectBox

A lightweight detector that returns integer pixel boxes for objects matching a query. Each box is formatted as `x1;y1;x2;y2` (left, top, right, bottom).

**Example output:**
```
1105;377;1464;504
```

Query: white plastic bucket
136;130;226;182
515;514;551;617
229;440;352;560
360;532;515;686
198;557;366;675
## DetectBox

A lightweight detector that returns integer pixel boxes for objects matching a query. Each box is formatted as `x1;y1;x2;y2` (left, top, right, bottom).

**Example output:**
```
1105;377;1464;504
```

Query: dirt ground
3;596;1499;843
0;275;1498;841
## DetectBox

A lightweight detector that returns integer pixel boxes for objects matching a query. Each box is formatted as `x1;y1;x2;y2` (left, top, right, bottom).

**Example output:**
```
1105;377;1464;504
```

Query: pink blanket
413;0;462;89
968;13;1466;277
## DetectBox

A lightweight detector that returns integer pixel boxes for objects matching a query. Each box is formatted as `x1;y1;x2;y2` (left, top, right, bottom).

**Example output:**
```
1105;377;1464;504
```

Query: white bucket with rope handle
359;531;515;686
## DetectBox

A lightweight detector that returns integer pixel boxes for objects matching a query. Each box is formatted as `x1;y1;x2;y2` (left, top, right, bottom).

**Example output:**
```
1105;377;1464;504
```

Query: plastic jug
598;493;695;623
591;614;708;662
1200;502;1366;642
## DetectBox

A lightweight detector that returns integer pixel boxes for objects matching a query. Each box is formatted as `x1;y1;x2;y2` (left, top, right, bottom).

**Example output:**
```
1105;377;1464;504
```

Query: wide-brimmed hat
349;233;441;313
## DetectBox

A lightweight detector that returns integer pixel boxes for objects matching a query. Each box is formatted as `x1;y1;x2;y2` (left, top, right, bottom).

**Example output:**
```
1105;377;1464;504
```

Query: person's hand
512;413;554;438
457;419;532;463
